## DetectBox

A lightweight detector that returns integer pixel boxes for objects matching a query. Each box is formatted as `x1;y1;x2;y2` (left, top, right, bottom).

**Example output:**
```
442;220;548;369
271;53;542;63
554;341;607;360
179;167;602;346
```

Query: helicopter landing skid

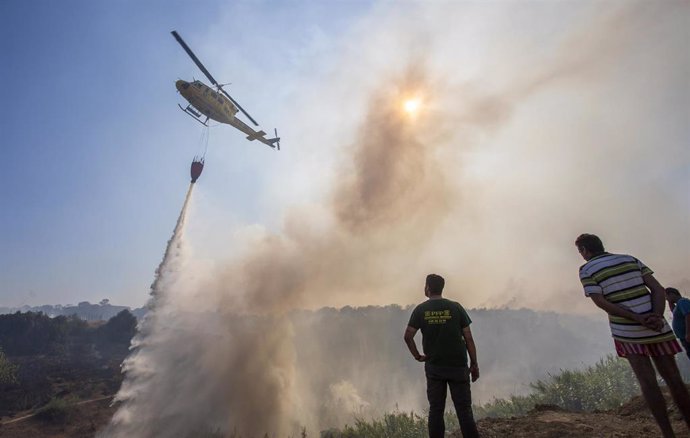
178;104;209;126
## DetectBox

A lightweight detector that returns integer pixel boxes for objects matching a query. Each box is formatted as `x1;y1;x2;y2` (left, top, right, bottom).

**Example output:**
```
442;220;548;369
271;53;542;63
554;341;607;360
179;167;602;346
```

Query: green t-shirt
408;298;472;367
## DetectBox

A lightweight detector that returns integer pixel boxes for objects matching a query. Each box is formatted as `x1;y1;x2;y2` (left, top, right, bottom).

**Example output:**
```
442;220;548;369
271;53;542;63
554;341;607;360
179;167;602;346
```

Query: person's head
666;287;682;305
575;233;605;261
425;274;445;297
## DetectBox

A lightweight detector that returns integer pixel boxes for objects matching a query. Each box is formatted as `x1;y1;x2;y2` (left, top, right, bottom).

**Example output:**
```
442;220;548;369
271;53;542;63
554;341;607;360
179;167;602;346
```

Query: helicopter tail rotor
264;128;280;150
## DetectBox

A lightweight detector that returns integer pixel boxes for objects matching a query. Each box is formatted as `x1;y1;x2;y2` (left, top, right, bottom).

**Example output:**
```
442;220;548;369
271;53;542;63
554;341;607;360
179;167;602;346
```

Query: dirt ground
1;391;688;438
472;400;687;438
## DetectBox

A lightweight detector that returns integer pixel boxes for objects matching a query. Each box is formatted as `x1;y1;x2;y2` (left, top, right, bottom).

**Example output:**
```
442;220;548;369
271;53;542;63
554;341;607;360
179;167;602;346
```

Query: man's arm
462;326;479;382
589;294;661;331
643;274;667;316
685;313;690;344
589;293;643;320
404;326;426;362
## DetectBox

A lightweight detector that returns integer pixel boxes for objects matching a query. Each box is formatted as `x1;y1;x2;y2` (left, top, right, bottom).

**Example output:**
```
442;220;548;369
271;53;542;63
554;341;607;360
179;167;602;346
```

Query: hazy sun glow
403;98;421;115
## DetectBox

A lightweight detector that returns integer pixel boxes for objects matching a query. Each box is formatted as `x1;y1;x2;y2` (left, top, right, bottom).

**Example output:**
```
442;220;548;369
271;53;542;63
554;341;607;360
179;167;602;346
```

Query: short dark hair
666;287;681;297
575;234;605;254
426;274;445;295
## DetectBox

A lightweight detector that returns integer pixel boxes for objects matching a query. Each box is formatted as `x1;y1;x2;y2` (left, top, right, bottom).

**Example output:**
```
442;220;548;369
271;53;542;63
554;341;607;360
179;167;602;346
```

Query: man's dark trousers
425;363;479;438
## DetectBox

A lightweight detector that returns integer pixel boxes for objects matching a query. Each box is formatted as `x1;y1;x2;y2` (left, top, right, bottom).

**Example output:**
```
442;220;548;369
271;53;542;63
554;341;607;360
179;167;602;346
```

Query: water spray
100;164;199;438
149;181;194;298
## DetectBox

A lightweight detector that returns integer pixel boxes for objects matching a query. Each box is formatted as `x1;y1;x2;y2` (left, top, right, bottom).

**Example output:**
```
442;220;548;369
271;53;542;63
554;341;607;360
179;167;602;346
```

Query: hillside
0;388;686;437
2;305;681;437
0;302;146;322
1;305;614;418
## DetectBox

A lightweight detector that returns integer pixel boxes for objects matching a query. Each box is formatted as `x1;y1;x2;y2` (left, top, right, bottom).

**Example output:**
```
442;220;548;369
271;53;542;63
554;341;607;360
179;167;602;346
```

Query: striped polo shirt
579;253;675;344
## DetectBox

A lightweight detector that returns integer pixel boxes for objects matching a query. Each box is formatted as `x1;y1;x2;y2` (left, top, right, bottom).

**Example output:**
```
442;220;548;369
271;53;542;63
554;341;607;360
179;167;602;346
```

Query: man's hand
462;325;479;383
639;314;665;332
405;326;426;362
470;363;479;382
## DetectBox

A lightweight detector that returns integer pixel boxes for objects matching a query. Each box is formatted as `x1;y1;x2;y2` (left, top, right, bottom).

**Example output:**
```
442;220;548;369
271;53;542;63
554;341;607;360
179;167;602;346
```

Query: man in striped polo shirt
576;233;690;437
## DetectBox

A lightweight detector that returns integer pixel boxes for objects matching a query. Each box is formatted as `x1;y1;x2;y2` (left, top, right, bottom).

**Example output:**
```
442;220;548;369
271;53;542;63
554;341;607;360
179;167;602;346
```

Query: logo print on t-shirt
424;309;452;325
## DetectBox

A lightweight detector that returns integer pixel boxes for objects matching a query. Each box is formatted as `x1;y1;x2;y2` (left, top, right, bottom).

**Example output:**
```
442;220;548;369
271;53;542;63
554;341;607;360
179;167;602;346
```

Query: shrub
0;347;18;385
475;355;640;418
35;397;74;424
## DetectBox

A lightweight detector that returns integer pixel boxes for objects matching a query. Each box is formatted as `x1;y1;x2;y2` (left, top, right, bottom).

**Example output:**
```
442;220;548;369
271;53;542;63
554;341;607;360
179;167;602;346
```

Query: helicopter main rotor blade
219;87;259;126
172;30;261;127
171;30;218;86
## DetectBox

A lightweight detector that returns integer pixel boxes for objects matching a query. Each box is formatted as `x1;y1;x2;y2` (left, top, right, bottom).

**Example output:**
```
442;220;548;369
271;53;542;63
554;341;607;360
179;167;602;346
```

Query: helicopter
171;30;280;150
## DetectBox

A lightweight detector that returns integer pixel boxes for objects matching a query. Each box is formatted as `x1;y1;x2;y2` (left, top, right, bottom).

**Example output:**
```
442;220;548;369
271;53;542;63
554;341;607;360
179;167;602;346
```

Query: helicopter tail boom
246;130;266;141
227;117;279;150
247;130;280;149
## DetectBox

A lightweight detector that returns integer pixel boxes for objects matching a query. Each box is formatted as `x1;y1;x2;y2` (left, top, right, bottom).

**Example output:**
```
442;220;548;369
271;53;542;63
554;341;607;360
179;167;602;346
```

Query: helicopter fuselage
176;79;237;124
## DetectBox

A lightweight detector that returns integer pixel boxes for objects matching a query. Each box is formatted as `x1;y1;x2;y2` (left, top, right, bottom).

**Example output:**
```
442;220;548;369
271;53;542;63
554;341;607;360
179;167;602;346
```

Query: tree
0;347;18;385
97;309;137;345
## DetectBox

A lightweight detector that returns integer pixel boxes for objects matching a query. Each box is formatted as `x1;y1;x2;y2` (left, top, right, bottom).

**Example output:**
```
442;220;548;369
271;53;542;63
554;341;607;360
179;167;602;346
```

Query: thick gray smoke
103;1;688;436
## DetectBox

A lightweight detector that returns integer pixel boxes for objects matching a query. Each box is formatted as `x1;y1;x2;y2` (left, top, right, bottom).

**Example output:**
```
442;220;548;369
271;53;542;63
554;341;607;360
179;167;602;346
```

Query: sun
403;98;421;115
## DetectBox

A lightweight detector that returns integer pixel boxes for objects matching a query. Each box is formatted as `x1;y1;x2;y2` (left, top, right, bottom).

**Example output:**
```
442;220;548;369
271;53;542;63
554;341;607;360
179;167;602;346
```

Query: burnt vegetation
0;310;137;417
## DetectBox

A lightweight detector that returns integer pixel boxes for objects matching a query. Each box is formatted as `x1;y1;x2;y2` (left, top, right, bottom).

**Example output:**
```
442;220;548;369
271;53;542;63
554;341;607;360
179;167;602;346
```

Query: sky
1;0;688;312
0;0;371;307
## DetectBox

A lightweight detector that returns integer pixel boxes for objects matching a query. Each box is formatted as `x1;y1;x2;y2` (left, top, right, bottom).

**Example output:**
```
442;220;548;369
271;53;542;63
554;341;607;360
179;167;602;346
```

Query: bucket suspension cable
197;126;210;160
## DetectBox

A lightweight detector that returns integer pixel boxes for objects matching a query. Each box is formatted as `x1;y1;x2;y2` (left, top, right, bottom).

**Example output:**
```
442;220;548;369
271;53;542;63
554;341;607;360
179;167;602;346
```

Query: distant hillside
0;301;147;322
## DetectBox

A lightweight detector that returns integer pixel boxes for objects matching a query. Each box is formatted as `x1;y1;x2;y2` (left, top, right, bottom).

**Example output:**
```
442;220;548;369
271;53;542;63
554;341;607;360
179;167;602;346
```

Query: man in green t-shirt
404;274;480;438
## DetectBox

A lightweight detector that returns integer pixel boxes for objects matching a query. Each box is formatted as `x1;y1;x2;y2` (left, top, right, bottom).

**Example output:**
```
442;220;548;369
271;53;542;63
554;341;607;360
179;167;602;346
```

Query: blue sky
0;0;372;307
1;1;688;311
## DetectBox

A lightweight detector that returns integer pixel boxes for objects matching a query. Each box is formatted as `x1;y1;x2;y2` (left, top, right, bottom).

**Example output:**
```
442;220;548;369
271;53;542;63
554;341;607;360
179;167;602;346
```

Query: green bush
315;354;663;435
473;393;541;419
35;397;74;424
475;355;640;418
